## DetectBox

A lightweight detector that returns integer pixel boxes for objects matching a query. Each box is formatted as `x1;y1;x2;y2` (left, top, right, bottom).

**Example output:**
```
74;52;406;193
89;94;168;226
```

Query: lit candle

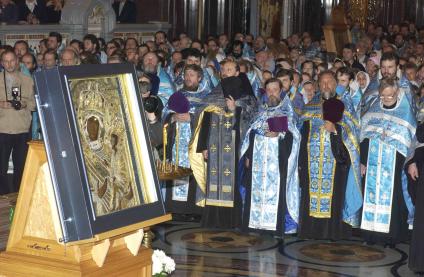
162;123;168;169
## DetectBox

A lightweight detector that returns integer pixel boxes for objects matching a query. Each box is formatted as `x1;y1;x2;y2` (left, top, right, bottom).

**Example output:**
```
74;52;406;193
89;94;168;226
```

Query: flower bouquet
152;249;176;276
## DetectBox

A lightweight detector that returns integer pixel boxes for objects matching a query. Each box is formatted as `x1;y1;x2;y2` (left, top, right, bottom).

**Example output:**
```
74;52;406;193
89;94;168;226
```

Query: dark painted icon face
87;116;100;141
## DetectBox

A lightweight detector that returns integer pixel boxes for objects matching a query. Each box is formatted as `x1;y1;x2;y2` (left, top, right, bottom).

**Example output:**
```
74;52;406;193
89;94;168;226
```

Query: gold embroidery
222;185;232;193
308;123;335;218
210;144;217;152
224;121;232;129
223;168;231;176
224;145;231;152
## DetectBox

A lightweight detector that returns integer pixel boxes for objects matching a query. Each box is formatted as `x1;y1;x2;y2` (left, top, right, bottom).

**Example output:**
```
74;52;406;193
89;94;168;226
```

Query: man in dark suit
112;0;136;23
0;0;19;24
17;0;47;24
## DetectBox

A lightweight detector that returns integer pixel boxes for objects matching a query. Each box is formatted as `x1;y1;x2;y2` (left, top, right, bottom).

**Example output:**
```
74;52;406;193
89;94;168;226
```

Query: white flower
152;256;163;275
163;256;176;273
153;250;166;264
152;249;175;275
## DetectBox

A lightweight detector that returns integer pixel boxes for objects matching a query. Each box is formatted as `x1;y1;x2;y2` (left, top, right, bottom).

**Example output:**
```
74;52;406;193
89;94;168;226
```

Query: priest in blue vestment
239;77;301;237
298;70;362;240
163;92;202;218
162;64;211;120
360;77;416;247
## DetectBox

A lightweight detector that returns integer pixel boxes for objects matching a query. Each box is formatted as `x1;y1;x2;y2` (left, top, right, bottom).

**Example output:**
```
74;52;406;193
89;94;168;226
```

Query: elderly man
141;51;175;106
60;48;80;66
298;70;362;240
0;51;35;194
190;76;255;229
360;77;415;247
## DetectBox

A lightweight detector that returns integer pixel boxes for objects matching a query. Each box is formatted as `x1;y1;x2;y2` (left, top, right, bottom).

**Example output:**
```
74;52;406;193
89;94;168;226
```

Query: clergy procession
3;16;424;275
143;40;423;273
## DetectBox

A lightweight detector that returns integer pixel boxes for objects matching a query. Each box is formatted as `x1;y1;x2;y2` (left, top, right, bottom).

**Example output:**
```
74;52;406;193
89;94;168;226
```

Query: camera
143;96;159;113
9;87;22;110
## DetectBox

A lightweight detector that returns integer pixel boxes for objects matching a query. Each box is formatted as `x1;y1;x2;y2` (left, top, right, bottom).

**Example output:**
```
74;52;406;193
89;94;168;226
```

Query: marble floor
151;221;419;277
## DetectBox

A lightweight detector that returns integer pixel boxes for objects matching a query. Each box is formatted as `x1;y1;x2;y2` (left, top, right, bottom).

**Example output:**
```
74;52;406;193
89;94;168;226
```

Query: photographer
139;81;163;152
0;50;35;194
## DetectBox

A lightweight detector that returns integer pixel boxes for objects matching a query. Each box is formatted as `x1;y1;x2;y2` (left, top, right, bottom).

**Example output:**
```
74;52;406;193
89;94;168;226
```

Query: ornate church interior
1;0;424;276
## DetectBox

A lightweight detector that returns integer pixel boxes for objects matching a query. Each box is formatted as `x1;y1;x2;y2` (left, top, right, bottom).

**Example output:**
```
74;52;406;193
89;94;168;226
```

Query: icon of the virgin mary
86;115;103;150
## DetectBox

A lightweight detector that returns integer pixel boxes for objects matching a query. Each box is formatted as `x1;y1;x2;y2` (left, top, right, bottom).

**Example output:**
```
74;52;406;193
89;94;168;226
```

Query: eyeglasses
380;95;396;100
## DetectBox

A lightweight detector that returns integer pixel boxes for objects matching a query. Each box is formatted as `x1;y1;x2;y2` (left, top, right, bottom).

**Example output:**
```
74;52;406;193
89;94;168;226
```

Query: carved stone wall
61;0;116;40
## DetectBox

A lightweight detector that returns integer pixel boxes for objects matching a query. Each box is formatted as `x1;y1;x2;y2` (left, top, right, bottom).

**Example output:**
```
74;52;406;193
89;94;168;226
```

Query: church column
281;0;294;39
249;0;259;37
375;0;406;25
287;0;307;35
322;0;340;23
187;0;198;39
196;0;205;39
217;0;226;34
231;0;250;35
405;0;424;27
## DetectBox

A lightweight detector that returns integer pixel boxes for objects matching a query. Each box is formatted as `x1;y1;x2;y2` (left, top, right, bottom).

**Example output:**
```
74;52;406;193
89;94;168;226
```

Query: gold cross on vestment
224;121;232;129
224;145;231;152
210;144;217;152
211;168;217;175
224;168;231;176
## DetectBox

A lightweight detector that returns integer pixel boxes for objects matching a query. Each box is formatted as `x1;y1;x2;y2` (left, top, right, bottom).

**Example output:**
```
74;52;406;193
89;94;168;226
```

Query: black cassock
196;108;242;229
361;138;409;246
408;122;424;272
163;114;202;216
241;131;293;236
298;122;352;240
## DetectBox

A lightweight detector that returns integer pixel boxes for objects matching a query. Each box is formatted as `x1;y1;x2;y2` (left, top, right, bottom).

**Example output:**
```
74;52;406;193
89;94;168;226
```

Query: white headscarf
355;71;370;92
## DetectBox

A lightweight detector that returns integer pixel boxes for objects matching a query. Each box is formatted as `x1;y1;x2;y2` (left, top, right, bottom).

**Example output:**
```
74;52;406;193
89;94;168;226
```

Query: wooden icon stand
0;142;171;276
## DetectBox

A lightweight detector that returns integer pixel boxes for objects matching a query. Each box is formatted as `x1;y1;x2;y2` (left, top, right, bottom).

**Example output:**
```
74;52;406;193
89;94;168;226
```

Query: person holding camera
139;81;163;153
0;50;35;194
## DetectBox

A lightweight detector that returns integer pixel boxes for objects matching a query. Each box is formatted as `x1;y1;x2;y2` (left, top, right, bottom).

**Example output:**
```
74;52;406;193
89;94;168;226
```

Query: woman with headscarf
356;71;370;93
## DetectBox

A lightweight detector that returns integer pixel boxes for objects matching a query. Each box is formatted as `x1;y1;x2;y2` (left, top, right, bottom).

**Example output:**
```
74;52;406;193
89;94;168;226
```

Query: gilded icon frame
34;64;165;242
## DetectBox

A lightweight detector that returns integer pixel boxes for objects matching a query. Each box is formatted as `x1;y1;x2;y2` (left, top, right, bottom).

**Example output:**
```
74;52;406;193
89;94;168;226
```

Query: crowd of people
2;20;424;273
0;0;63;24
0;0;136;24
